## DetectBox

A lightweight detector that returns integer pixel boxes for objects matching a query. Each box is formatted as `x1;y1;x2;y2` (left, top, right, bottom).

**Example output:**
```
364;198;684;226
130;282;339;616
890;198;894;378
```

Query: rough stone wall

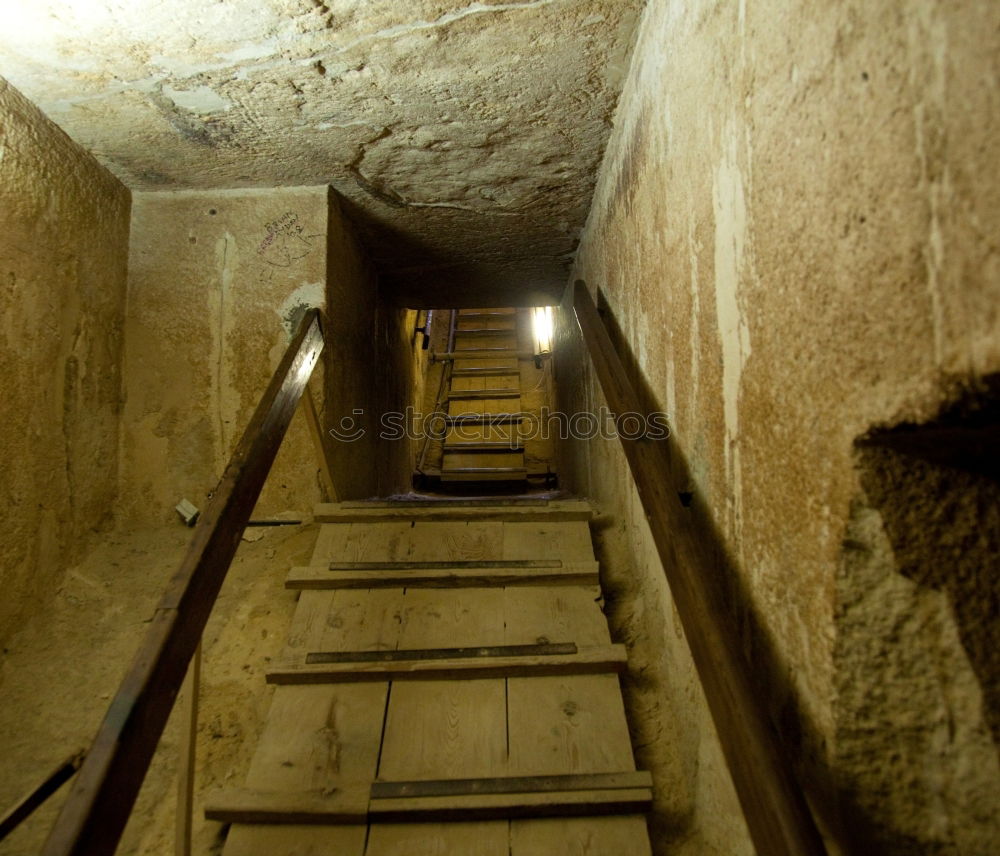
322;189;426;498
120;186;414;519
558;1;1000;853
0;76;131;650
119;187;333;522
374;304;434;495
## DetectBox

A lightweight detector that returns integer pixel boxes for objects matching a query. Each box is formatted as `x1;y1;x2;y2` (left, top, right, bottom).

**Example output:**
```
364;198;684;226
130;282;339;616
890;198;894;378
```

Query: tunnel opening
409;306;559;497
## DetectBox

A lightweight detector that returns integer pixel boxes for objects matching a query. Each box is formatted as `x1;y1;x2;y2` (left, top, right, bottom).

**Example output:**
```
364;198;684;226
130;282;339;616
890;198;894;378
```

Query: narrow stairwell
418;308;556;490
206;498;654;855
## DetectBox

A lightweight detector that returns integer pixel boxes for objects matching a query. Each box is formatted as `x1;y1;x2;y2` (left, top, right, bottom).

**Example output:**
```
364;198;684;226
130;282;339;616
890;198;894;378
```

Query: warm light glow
0;0;115;48
532;305;554;357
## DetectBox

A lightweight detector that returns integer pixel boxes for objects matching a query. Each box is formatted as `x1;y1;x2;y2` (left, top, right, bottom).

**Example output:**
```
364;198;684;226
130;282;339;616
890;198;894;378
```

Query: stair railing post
174;640;200;856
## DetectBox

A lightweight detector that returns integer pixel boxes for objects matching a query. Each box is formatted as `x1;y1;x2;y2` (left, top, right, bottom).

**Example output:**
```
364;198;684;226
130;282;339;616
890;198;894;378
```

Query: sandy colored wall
120;186;413;520
375;303;433;495
120;187;335;522
321;191;426;500
559;2;1000;854
0;76;131;649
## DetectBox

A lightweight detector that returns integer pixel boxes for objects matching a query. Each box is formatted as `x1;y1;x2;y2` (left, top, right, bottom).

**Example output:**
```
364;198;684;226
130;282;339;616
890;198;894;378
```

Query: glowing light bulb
532;305;554;357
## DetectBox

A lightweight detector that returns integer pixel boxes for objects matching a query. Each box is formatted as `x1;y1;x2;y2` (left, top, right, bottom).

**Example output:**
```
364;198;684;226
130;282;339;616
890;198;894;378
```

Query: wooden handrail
571;281;827;856
42;309;327;856
0;749;86;843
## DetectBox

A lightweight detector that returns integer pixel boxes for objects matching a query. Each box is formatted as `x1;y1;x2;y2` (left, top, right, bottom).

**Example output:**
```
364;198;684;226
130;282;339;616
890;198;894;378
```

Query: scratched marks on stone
257;211;322;281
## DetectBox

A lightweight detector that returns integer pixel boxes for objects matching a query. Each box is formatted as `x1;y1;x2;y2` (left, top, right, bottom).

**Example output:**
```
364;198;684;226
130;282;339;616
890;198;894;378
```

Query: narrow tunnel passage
414;307;557;495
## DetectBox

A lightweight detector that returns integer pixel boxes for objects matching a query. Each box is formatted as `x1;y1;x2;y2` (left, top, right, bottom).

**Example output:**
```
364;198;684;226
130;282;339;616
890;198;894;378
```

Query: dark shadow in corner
855;374;1000;750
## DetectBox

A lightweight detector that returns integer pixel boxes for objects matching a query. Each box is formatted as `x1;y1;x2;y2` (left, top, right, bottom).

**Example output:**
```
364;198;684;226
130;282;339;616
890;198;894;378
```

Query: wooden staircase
443;308;527;485
207;499;653;855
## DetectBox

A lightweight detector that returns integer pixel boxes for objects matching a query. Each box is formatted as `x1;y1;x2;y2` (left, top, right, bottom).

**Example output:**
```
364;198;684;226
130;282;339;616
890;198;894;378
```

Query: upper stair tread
314;499;592;523
310;518;596;566
282;586;611;674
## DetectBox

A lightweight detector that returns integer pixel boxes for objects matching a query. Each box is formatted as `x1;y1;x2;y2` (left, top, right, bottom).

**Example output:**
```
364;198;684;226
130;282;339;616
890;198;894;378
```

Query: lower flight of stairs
205;498;653;855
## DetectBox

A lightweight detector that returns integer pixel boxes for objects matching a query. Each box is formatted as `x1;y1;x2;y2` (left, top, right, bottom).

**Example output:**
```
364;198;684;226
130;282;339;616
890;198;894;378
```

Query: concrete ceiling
0;0;642;304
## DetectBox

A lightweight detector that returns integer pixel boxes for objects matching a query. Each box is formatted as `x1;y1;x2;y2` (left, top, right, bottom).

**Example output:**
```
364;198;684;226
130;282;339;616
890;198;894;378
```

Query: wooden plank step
205;772;652;825
454;337;516;348
453;356;517;371
437;349;533;359
458;308;516;316
447;389;521;400
285;562;599;589
444;414;523;425
312;499;592;523
441;470;528;483
451;377;519;393
206;788;368;824
452;328;516;336
443;442;524;453
447;425;519;445
266;644;627;684
456;323;516;334
451;368;520;377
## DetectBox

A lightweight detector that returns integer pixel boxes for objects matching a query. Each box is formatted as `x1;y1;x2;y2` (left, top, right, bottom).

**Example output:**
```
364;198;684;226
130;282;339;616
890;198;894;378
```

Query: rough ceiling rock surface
0;0;642;303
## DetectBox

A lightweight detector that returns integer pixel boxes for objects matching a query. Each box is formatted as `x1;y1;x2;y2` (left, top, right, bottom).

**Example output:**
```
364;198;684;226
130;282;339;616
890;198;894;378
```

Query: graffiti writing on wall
257;212;321;280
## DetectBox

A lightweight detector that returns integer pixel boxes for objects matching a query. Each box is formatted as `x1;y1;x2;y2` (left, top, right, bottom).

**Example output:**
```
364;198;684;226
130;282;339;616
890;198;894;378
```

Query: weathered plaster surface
120;187;332;522
0;0;642;303
120;186;416;521
559;0;1000;852
0;75;131;650
322;190;428;499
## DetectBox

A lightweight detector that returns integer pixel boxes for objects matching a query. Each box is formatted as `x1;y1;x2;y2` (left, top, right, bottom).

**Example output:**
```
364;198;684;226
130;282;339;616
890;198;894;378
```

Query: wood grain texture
243;685;388;793
206;787;368;824
365;821;510;856
369;580;509;856
501;521;596;562
281;591;333;657
214;468;651;854
510;816;652;856
223;824;366;856
503;586;610;647
379;680;508;781
507;676;636;776
174;643;200;856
